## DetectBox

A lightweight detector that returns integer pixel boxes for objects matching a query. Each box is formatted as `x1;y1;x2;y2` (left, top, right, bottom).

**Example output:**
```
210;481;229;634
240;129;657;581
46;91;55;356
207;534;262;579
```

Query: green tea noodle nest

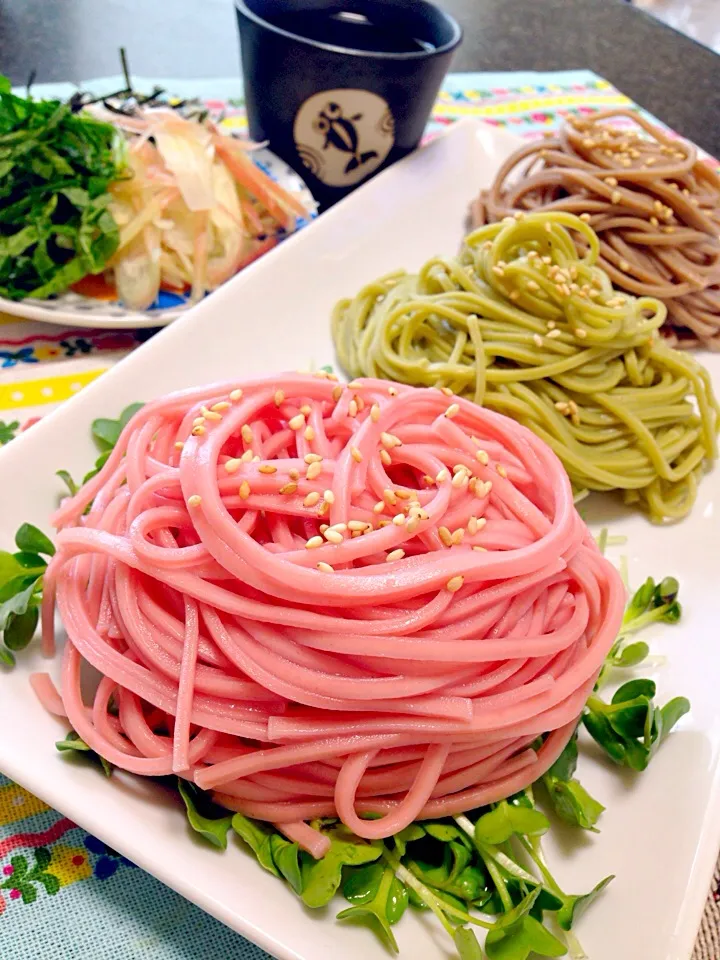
332;211;719;522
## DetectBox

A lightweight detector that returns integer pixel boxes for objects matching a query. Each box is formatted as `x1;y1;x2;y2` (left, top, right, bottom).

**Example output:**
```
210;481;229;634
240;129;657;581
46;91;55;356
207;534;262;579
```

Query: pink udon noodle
36;373;624;855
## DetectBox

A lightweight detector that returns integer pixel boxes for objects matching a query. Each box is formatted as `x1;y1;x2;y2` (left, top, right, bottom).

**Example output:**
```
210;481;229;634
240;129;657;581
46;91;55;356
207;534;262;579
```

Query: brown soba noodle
473;109;720;349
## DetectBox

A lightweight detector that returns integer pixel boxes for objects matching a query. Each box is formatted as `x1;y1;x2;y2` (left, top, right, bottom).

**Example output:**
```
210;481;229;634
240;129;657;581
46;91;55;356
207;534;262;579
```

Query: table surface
1;0;719;157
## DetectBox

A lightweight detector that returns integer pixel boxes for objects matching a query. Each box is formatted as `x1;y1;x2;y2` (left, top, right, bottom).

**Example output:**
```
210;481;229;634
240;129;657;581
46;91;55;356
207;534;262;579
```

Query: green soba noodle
332;211;719;522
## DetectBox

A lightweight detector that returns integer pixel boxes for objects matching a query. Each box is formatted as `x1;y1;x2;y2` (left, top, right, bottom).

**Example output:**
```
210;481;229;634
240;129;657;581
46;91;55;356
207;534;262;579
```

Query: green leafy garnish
0;81;126;300
55;729;113;777
0;420;19;444
177;779;232;850
338;862;408;953
0;523;52;664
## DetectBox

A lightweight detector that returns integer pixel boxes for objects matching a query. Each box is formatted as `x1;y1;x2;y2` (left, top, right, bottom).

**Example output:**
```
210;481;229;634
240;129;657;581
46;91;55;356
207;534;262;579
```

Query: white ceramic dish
0;147;316;330
0;118;718;960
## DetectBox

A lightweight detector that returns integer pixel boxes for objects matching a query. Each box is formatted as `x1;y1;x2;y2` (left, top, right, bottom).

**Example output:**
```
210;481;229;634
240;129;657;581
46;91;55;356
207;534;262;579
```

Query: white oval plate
0;119;717;960
0;147;316;330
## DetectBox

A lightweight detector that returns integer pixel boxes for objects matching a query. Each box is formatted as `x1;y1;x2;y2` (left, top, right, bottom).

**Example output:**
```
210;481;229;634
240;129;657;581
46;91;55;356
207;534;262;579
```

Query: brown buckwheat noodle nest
473;109;720;350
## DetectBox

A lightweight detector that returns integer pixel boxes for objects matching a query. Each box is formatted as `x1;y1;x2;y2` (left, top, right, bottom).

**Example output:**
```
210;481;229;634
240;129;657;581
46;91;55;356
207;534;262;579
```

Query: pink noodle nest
35;372;624;855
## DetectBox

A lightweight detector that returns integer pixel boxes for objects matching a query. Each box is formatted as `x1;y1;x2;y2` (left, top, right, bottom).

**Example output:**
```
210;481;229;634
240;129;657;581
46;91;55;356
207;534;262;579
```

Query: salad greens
0;75;125;300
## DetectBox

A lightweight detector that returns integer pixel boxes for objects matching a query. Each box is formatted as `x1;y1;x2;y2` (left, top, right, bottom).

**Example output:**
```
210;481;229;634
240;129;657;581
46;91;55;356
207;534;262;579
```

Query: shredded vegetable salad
0;76;313;310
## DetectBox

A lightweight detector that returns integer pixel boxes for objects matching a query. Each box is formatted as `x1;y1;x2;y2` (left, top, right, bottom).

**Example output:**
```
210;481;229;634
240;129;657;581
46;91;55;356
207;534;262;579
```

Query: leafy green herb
583;680;690;771
55;729;113;777
0;81;126;300
177;779;232;850
338;862;408;952
0;524;52;663
541;730;605;832
0;420;19;444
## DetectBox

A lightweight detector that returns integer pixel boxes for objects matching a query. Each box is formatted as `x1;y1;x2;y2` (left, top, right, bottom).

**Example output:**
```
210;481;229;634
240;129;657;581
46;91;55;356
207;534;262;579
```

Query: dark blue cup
235;0;462;208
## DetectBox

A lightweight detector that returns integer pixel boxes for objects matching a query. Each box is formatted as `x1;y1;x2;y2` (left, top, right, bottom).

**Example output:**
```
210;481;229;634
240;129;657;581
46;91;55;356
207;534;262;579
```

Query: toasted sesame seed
306;536;323;549
468;516;478;535
241;449;254;463
239;481;251;500
317;501;329;517
475;449;489;466
241;424;253;444
472;545;487;552
304;491;321;507
348;400;358;418
492;265;505;277
438;526;453;547
496;464;508;478
380;449;392;466
422;474;435;485
230;389;243;402
541;256;552;265
373;501;385;514
388;386;397;396
440;387;454;397
274;390;285;407
174;441;184;450
378;519;391;528
317;562;334;573
303;453;321;465
546;329;562;340
332;385;343;402
328;523;347;534
370;403;381;422
575;328;587;339
204;409;222;421
351;446;363;463
348;520;368;532
381;431;402;447
212;401;232;414
252;455;261;463
323;489;335;504
611;191;622;205
650;216;659;227
526;280;540;293
619;259;630;272
300;405;312;416
406;517;420;534
289;468;300;481
192;425;206;436
605;176;618;187
187;495;202;508
304;426;315;442
509;291;521;302
533;333;544;348
259;464;277;474
383;488;398;506
446;576;464;593
319;524;329;534
288;414;305;431
451;528;465;545
445;403;460;419
324;529;343;544
392;513;406;526
395;489;411;500
193;417;206;427
386;549;405;563
436;469;449;483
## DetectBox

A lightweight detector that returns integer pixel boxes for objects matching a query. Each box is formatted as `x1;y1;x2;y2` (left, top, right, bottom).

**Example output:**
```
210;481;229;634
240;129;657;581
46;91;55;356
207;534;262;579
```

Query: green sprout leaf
15;523;55;557
177;779;232;850
557;875;614;931
300;825;382;908
338;862;408;953
4;605;39;651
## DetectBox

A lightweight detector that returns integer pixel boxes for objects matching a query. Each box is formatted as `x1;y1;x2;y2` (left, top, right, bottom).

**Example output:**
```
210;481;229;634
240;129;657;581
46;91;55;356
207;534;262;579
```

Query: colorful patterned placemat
0;70;717;960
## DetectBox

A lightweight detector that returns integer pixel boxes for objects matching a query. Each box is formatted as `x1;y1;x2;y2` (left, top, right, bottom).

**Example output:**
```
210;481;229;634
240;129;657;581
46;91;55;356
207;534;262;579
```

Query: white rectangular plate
0;119;718;960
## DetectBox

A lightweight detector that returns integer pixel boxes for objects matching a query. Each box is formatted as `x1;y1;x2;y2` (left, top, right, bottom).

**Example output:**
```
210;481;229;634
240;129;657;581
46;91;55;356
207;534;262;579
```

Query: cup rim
234;0;463;60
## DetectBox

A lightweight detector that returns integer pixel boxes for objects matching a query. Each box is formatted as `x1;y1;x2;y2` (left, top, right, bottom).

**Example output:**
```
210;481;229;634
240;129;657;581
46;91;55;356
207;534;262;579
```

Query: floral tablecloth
1;69;718;960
